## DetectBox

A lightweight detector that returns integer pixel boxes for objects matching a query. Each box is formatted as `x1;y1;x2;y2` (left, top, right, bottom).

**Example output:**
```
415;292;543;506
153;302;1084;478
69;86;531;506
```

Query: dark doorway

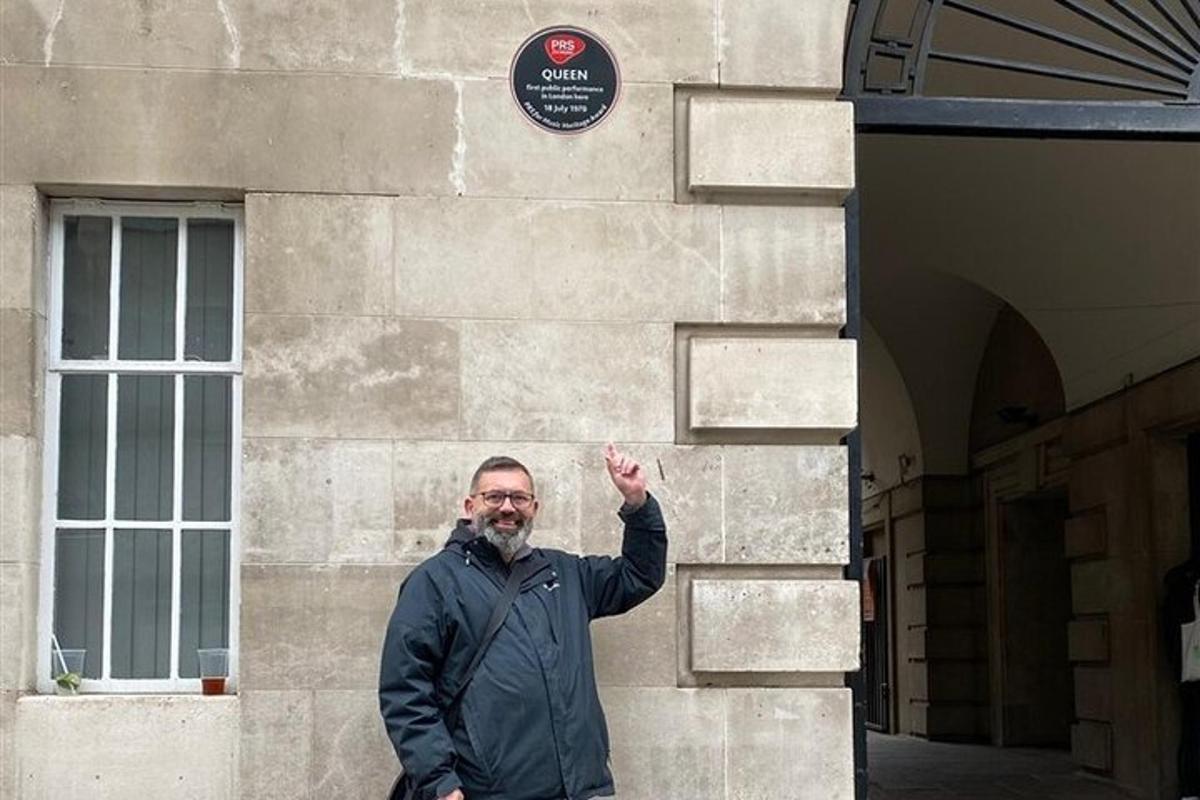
998;492;1074;748
865;555;891;732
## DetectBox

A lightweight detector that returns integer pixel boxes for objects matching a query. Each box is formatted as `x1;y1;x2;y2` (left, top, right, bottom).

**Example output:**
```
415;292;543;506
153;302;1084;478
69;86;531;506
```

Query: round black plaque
510;27;620;135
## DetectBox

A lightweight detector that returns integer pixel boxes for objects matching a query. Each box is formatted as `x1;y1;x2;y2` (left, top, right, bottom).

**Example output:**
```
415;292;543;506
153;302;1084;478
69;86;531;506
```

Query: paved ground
867;733;1139;799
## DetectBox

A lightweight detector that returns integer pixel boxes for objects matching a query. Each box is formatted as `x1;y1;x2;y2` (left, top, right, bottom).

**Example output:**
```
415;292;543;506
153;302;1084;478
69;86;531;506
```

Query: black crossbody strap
386;556;534;800
444;557;532;730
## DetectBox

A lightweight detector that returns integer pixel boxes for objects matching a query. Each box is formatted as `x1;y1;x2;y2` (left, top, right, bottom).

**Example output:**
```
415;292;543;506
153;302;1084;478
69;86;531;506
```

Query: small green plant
54;670;81;693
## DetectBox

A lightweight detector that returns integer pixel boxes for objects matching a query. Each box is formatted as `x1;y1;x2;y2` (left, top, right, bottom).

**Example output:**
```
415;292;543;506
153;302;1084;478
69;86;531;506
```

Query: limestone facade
0;1;858;797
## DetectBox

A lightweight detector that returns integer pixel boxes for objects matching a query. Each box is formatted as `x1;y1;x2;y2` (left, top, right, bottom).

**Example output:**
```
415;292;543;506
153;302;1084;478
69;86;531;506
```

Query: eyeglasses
473;491;536;510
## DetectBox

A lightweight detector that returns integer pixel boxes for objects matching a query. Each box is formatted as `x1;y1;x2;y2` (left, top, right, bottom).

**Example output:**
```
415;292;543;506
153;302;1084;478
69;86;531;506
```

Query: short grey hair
469;456;535;494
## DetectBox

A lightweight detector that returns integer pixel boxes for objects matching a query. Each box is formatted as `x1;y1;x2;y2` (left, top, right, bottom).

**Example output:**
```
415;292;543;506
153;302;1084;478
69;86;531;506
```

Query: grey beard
477;517;533;562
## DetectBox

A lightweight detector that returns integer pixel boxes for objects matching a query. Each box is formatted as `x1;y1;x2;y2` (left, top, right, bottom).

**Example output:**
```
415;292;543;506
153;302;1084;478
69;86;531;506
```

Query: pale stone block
0;562;38;690
920;628;984;660
722;445;849;564
230;0;396;73
1065;511;1107;558
918;701;985;739
580;444;723;564
1071;560;1111;615
243;314;459;439
392;441;584;561
394;198;720;322
460;321;674;442
0;690;15;800
926;586;985;627
398;0;717;82
601;687;725;800
688;97;854;195
7;0;231;68
240;564;410;690
1;185;45;312
1074;666;1112;721
0;0;56;63
312;690;399;798
593;566;676;687
5;0;394;72
246;194;394;316
721;205;846;325
461;81;675;201
726;689;853;800
243;438;395;564
0;436;40;563
16;695;238;799
0;309;36;436
1068;618;1109;663
688;337;857;432
691;579;859;672
923;553;984;583
914;661;986;703
1072;720;1112;771
720;0;852;91
1;66;458;195
239;690;314;800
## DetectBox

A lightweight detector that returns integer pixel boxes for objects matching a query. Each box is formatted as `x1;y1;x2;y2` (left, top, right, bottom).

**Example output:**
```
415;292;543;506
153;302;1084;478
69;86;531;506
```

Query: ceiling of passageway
847;0;1200;101
858;133;1200;470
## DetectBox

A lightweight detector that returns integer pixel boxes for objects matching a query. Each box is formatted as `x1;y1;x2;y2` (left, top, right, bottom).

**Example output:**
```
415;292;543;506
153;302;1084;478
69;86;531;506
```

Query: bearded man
379;444;667;800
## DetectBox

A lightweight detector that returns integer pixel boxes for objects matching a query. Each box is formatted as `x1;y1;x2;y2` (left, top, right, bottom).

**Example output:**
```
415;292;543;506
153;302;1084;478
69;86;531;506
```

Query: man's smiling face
465;467;539;561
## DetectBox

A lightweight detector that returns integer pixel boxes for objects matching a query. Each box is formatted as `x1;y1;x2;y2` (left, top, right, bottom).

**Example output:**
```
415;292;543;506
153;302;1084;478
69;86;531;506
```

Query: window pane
57;374;108;520
185;219;234;361
115;375;174;521
111;529;172;679
178;530;230;678
54;529;105;679
61;216;112;360
118;217;177;360
183;376;232;521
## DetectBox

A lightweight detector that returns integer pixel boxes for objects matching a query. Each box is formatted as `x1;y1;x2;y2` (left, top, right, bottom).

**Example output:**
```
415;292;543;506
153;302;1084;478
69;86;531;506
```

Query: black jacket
379;495;667;800
1164;557;1200;676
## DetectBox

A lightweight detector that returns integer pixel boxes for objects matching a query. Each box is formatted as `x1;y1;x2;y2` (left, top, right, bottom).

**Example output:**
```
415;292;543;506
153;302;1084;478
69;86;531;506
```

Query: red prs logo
544;33;586;65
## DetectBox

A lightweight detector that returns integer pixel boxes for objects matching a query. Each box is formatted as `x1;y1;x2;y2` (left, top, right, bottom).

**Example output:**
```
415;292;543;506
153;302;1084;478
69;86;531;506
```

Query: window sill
20;692;238;705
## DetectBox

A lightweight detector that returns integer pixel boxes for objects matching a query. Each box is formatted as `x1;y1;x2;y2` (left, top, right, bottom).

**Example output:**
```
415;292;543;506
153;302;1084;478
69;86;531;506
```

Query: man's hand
438;790;465;800
604;443;647;509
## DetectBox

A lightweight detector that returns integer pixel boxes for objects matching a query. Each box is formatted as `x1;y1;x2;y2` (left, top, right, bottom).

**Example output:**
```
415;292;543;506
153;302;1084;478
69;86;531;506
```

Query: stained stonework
243;314;460;439
719;0;853;91
691;579;860;673
688;338;858;433
2;0;858;794
240;564;410;691
688;97;855;195
16;696;238;798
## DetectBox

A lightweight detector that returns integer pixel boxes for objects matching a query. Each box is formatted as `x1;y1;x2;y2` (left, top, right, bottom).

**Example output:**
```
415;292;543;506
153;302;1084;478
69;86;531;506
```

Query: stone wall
1060;360;1200;796
1;0;859;797
862;476;987;741
863;357;1200;797
0;184;46;799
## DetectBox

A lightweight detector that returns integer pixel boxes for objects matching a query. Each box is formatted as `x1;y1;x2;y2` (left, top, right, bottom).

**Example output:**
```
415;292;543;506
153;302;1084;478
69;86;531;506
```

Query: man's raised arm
577;444;668;619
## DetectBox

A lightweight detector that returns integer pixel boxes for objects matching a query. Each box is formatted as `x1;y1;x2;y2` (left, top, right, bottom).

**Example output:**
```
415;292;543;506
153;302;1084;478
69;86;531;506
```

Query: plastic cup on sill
51;649;85;695
197;648;229;695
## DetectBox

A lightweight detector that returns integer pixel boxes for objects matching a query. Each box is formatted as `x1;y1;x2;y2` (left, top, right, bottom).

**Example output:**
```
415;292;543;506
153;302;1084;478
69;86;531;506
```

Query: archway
853;130;1198;799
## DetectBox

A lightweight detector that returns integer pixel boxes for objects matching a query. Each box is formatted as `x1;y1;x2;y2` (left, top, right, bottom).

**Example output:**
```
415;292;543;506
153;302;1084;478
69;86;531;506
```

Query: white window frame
37;199;244;694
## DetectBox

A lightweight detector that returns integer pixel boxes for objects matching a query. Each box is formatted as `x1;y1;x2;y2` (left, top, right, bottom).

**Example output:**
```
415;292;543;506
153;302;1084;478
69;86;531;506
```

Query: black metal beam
850;96;1200;138
842;190;867;800
1189;433;1200;559
928;49;1189;97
